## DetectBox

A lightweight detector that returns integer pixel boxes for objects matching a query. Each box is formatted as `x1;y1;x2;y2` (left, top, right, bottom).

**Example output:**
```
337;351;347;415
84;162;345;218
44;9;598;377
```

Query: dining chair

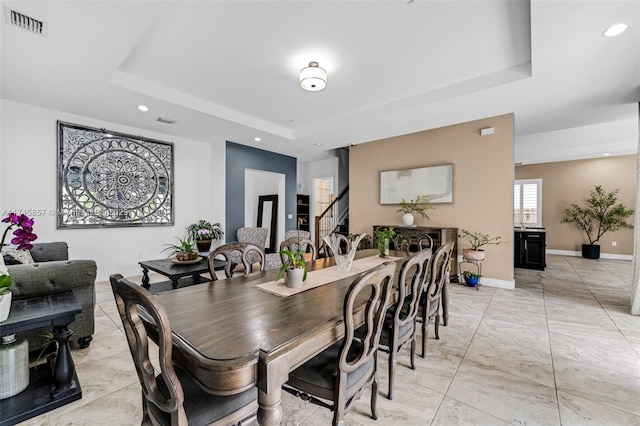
283;262;396;426
265;231;314;269
417;241;455;357
109;274;258;426
279;236;317;262
209;242;265;280
378;248;432;400
233;227;268;269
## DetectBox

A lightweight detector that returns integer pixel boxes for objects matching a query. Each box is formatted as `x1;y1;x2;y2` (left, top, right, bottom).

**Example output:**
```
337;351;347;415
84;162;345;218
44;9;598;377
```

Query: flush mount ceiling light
299;61;327;91
603;23;628;37
137;105;149;112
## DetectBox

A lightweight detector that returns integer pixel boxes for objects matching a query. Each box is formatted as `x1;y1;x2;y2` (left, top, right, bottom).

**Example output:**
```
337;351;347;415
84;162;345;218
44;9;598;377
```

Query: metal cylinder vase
0;334;30;399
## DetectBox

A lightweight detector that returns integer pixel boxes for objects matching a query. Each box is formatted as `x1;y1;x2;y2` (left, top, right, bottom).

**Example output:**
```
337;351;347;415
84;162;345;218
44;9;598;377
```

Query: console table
373;225;458;282
0;291;82;425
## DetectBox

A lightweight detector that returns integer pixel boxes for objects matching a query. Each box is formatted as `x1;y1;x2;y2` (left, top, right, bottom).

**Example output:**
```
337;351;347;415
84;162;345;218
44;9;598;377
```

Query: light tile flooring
18;255;640;425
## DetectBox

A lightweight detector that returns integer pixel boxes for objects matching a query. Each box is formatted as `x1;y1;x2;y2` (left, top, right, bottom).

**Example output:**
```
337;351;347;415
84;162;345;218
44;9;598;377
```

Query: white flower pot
402;213;415;226
0;292;11;322
463;249;486;261
286;268;304;289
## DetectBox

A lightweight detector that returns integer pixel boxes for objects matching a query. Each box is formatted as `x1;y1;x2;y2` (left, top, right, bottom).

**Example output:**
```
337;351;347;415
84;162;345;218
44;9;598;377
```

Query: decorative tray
170;256;203;265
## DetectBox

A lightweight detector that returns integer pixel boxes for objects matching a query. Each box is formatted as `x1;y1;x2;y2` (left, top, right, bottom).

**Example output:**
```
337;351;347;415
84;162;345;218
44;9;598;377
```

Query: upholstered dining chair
279;236;317;263
209;242;265;281
233;227;268;269
417;241;455;357
283;262;396;426
109;274;258;426
378;248;432;400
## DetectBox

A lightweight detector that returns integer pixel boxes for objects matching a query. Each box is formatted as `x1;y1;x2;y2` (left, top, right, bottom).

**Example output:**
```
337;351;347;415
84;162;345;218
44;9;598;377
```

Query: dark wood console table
373;225;458;282
0;291;82;425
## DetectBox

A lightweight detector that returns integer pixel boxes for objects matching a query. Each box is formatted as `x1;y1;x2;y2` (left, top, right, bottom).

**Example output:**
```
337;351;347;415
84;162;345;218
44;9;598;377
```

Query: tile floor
17;255;640;425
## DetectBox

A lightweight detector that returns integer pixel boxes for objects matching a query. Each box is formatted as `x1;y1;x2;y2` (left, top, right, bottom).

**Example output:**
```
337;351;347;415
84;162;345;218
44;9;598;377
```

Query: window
514;179;542;227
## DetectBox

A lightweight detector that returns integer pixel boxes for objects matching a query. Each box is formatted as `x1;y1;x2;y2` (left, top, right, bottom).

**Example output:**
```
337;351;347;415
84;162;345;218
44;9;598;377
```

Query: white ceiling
1;0;638;164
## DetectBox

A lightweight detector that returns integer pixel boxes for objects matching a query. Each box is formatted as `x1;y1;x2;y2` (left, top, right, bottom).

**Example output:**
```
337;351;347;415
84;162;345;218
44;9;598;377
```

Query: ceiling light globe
300;62;327;91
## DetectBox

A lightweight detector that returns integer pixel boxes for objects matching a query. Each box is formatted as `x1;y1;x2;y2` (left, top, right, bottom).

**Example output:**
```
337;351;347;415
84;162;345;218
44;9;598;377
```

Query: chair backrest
110;274;187;425
340;262;395;373
423;242;454;316
284;230;311;240
403;232;434;252
209;242;265;280
237;227;268;248
279;237;317;263
394;249;432;328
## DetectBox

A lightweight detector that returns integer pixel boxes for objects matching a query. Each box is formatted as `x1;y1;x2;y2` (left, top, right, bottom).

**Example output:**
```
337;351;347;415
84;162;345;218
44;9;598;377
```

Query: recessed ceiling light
603;23;628;37
603;152;612;156
314;143;321;146
137;105;149;112
254;137;261;142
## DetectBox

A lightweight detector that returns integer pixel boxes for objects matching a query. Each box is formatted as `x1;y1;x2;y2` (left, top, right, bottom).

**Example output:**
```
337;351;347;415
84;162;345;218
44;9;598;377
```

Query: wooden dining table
145;249;409;425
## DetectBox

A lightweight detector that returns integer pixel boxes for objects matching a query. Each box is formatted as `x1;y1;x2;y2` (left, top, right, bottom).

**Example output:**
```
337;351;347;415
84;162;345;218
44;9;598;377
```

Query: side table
0;291;82;425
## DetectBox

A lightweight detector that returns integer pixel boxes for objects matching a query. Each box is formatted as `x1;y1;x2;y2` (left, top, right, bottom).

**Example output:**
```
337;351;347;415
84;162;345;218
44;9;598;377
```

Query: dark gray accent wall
225;142;297;240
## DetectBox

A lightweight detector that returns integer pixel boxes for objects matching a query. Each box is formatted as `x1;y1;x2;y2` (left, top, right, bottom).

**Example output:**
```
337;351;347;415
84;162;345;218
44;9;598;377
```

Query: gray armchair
7;242;97;352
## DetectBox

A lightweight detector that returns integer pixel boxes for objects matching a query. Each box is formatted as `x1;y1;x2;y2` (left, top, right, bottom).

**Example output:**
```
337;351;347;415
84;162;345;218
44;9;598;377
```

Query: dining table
144;249;410;425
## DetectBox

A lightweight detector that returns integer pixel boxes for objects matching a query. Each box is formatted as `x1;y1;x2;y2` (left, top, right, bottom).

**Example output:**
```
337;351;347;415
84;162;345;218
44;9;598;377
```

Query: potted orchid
277;249;307;289
186;220;223;252
1;212;38;322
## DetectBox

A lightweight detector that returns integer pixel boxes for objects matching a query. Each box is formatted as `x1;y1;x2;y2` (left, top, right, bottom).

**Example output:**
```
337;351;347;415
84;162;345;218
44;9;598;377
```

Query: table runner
254;255;400;297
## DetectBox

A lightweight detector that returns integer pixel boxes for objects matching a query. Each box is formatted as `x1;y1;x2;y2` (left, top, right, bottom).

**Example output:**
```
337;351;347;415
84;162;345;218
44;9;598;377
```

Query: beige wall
516;155;637;255
350;114;515;282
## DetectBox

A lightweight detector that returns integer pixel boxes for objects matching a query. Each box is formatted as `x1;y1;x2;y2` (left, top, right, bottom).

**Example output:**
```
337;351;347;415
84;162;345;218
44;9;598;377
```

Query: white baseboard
477;277;515;290
546;249;632;261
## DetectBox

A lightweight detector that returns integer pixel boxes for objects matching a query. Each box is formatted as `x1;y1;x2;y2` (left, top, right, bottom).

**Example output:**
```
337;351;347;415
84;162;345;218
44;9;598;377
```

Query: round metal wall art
57;121;174;228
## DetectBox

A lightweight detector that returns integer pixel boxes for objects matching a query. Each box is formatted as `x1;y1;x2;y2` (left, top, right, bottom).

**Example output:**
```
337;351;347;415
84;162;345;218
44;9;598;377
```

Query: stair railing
314;186;349;255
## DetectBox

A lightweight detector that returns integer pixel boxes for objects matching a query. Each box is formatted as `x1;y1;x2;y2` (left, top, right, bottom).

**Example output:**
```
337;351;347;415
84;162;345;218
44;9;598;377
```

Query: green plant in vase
375;227;403;257
277;249;307;289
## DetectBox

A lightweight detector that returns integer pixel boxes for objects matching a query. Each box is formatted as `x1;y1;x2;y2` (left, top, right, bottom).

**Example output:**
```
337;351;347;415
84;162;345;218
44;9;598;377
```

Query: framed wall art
380;164;453;204
57;121;174;228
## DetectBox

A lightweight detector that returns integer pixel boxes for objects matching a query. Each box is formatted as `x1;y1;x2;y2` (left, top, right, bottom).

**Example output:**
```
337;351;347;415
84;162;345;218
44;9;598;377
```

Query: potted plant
461;270;481;287
560;185;634;259
277;249;307;289
397;194;435;226
458;229;502;261
375;227;404;257
186;220;223;252
162;236;198;261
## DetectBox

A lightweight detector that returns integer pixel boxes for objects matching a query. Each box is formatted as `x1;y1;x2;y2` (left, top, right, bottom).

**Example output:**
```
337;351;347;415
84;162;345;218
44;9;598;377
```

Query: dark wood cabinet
296;194;310;232
514;230;546;270
373;225;458;282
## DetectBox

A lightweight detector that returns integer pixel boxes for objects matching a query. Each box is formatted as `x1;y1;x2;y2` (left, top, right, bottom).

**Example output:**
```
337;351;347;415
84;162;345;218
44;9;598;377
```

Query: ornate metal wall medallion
57;121;174;228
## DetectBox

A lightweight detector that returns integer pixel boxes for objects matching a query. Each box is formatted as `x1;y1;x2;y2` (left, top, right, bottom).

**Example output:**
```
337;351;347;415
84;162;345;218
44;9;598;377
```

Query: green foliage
458;229;502;250
375;227;397;247
162;236;196;257
396;194;436;220
0;274;12;295
560;185;634;245
186;220;223;241
277;249;307;282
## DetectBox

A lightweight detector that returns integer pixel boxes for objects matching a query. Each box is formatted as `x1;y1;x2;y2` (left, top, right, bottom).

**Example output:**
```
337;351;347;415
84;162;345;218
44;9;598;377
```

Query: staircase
314;186;349;256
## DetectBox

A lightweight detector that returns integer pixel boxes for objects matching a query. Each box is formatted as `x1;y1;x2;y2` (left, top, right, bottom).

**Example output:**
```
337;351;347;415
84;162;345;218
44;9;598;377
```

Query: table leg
141;267;150;289
171;279;180;289
192;273;203;283
51;325;76;399
257;388;283;426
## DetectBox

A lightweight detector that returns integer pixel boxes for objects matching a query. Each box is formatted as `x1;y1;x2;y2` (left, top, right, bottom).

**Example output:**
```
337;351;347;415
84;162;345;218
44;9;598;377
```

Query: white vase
402;213;415;226
0;292;11;322
286;268;304;289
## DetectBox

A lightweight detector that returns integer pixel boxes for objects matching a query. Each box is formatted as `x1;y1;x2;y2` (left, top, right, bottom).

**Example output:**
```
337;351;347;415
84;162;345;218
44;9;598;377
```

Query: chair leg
434;314;440;340
421;311;428;358
371;376;379;420
388;348;396;400
410;338;416;370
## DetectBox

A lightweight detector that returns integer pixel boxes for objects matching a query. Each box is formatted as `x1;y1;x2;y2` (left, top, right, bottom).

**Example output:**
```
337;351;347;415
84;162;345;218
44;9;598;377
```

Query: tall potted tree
560;185;634;259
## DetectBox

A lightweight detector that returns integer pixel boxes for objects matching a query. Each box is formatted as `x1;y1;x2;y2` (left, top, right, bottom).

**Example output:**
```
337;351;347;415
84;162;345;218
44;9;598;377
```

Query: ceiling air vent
156;117;177;125
5;7;48;36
